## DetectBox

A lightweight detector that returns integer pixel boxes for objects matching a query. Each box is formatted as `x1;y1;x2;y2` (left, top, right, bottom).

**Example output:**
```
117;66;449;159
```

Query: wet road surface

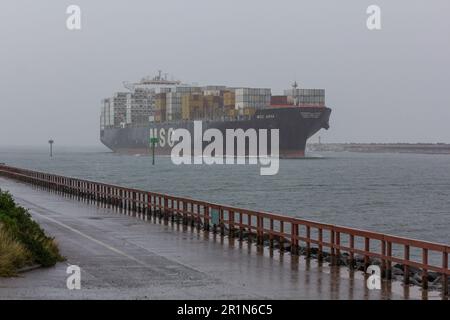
0;177;425;299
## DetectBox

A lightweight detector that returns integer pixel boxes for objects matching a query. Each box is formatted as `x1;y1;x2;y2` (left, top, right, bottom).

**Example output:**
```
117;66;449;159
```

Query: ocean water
1;146;449;247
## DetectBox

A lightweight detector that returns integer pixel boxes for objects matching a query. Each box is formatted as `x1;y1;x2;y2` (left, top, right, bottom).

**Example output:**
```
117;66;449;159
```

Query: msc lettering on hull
149;121;280;175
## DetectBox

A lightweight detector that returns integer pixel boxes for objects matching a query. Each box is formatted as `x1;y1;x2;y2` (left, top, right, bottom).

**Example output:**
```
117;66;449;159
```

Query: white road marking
31;210;149;267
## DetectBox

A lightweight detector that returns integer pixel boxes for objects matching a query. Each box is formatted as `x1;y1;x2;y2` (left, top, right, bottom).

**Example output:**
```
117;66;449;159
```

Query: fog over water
1;0;450;146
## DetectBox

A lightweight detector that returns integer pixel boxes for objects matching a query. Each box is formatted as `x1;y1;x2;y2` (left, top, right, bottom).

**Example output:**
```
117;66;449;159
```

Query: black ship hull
100;107;331;158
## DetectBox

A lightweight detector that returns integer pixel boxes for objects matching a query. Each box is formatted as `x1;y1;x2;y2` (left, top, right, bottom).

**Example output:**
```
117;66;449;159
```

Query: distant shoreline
308;143;450;155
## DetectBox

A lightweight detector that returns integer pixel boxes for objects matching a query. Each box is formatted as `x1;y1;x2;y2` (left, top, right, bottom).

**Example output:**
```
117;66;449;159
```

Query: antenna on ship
123;81;134;91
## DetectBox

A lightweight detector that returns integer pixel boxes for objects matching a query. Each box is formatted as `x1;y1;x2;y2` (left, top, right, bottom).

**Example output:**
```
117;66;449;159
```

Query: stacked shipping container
270;95;289;105
126;89;153;126
223;91;237;118
101;75;327;127
235;88;271;116
181;94;223;121
166;86;202;121
154;93;167;123
284;88;325;105
100;93;128;128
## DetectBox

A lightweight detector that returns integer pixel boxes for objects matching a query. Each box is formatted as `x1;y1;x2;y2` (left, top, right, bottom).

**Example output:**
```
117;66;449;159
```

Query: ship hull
100;107;331;158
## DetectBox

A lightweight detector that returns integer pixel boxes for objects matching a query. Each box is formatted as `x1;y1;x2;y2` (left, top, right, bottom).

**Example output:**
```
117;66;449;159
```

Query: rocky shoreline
308;143;450;155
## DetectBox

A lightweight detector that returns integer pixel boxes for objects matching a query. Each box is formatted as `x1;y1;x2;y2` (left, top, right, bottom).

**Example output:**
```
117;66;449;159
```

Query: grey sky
1;0;449;146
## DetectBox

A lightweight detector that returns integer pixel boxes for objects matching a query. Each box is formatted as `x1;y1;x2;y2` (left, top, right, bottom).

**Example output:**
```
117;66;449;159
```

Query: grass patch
0;189;64;276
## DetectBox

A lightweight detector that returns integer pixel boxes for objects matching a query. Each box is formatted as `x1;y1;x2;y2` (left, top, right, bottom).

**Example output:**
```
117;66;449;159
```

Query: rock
355;263;365;271
392;274;403;281
408;266;420;274
371;259;381;266
432;276;442;285
339;258;349;267
427;271;439;282
392;268;403;276
412;272;422;283
335;259;347;266
410;278;421;286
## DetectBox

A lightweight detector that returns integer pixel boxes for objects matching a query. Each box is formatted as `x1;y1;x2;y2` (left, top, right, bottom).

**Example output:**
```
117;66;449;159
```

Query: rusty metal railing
0;164;448;295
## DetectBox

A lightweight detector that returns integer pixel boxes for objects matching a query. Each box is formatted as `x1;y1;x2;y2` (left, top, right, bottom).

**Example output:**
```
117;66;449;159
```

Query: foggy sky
1;0;449;147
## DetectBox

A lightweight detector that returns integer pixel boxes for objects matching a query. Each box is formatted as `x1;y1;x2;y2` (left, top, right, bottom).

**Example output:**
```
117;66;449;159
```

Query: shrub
0;189;64;276
0;224;31;276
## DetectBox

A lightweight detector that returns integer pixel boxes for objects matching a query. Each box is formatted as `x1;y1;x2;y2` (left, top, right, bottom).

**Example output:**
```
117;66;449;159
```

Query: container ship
100;72;331;158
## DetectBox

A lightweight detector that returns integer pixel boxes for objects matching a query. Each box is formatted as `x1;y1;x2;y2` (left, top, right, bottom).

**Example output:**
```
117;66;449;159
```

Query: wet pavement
0;177;429;300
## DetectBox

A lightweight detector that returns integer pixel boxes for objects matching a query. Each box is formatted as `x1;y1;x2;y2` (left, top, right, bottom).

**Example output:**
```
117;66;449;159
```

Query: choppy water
1;146;449;246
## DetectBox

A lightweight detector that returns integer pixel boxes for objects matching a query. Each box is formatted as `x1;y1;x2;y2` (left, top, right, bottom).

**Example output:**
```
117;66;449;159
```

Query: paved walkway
0;177;420;299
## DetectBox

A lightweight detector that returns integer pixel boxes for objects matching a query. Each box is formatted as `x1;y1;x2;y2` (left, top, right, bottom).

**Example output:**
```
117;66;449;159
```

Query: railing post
197;204;202;229
247;214;252;242
381;240;386;278
184;202;189;225
306;226;311;257
279;221;284;251
291;223;298;255
108;186;112;204
148;194;153;215
259;216;264;246
166;198;170;221
239;213;244;241
318;228;323;261
404;245;410;284
220;209;225;236
386;241;392;280
160;196;163;217
269;219;274;248
204;206;210;231
229;210;235;237
364;237;370;271
330;229;335;263
349;234;355;268
132;191;136;212
169;199;174;222
118;189;122;208
422;248;428;290
443;251;448;296
145;192;150;216
136;192;141;213
189;202;195;227
177;200;181;223
336;231;341;264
